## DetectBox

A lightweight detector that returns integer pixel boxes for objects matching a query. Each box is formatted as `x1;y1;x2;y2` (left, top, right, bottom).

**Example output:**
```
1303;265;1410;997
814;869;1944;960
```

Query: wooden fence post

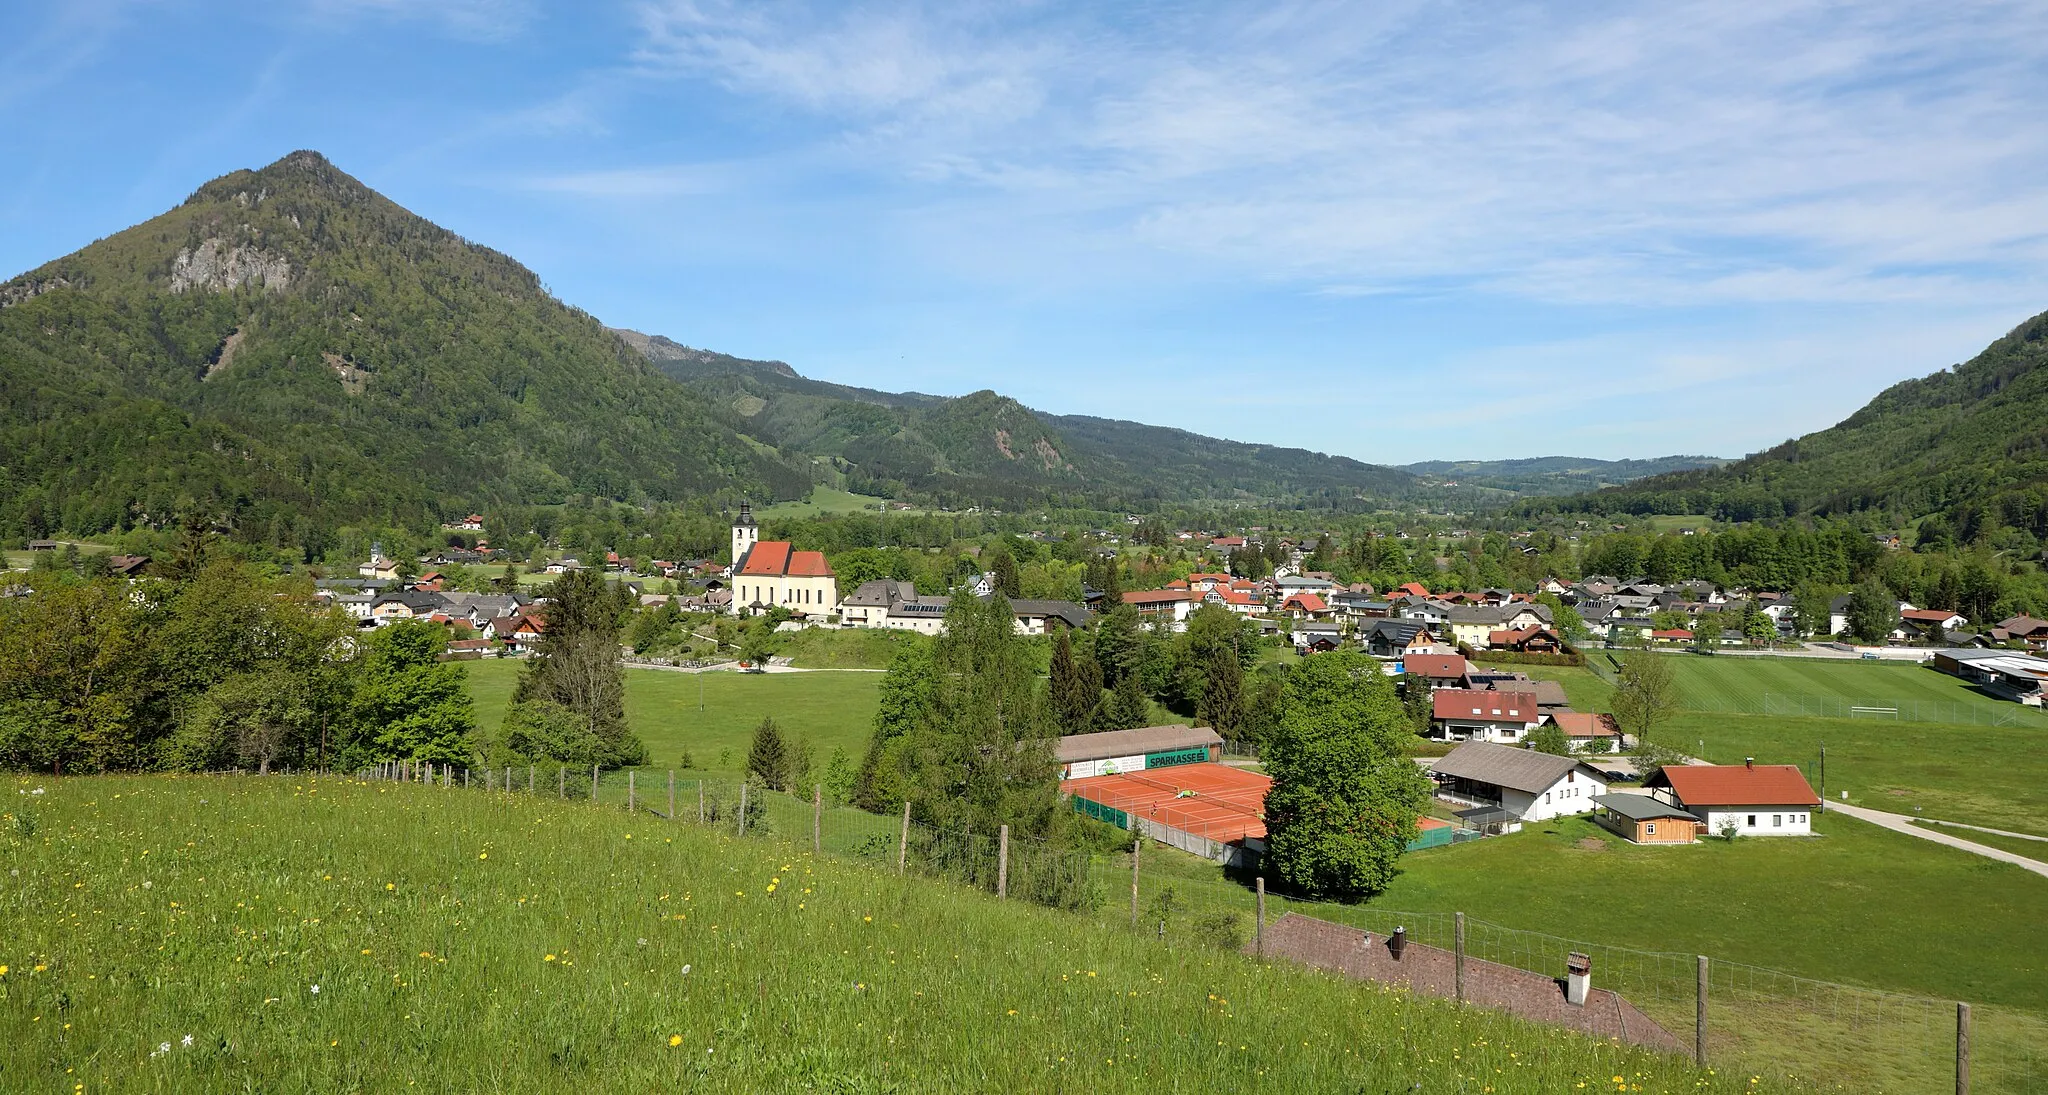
1255;876;1266;960
463;768;469;788
628;770;636;813
1696;955;1710;1066
1130;839;1140;928
738;782;748;837
669;771;676;821
813;785;823;854
527;765;533;794
1454;912;1467;1003
898;801;911;874
998;824;1010;899
1957;1001;1972;1095
591;765;598;802
558;765;565;799
698;779;705;823
504;766;511;793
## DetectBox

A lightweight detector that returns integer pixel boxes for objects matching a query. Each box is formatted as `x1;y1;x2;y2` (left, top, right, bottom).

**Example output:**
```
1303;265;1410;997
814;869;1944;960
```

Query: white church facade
728;502;839;617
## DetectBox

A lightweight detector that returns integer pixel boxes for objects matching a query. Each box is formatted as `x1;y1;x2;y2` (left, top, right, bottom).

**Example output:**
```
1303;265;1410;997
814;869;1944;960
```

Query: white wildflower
310;984;320;995
182;1034;194;1047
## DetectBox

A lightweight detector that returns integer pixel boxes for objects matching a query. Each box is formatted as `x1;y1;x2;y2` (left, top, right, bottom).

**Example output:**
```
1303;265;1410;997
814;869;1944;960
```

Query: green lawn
0;775;1783;1095
757;487;908;519
768;627;917;670
1532;656;2048;836
1661;653;2038;722
466;660;881;773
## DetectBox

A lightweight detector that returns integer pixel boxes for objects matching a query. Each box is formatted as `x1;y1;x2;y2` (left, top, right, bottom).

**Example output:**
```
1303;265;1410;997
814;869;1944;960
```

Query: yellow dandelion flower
360;949;373;955
0;965;8;977
477;852;487;860
385;883;395;891
545;954;557;962
668;1035;682;1047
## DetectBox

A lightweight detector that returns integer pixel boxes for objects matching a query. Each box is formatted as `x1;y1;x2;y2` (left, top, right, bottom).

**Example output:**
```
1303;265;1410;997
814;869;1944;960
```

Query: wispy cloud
611;0;2048;309
308;0;540;43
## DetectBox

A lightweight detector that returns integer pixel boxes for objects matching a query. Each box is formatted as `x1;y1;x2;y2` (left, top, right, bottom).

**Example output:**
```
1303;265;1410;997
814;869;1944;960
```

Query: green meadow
0;774;1795;1095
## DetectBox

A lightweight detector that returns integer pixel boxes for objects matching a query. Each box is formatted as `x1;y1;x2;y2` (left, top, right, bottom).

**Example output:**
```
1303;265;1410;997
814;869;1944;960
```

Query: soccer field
1657;653;2043;724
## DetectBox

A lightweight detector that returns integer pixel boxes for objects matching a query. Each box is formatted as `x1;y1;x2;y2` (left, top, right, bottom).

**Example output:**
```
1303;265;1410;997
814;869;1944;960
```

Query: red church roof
736;542;835;578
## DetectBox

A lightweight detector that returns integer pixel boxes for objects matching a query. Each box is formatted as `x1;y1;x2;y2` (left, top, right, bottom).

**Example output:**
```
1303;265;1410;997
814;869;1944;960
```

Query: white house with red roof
1645;760;1821;836
1428;688;1542;744
1122;588;1197;630
728;503;838;617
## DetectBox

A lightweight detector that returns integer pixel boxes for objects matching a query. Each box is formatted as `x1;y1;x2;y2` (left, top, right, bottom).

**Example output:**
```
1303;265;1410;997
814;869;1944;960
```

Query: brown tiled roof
1649;764;1819;807
1431;742;1604;795
1549;711;1619;738
1122;589;1194;605
1404;653;1467;679
1433;689;1538;722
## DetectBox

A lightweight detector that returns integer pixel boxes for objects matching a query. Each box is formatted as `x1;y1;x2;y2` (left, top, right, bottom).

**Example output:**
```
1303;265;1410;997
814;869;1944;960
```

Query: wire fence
353;760;2047;1094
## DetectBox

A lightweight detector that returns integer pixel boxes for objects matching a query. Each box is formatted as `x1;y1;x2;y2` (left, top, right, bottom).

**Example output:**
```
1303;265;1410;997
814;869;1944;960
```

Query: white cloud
610;0;2048;309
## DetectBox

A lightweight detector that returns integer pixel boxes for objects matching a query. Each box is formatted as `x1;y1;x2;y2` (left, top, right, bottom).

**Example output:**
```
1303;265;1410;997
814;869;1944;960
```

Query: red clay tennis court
1062;762;1272;843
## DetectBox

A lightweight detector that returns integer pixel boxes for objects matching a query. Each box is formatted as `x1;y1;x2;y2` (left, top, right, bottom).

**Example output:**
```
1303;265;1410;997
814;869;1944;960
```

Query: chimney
1745;756;1754;770
1389;926;1408;962
1566;951;1592;1006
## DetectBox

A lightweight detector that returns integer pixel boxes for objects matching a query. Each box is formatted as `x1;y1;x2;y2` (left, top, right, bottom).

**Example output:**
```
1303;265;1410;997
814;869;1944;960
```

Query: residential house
1280;592;1332;620
1275;575;1336;600
1429;742;1610;831
486;613;548;654
1009;599;1091;635
1185;572;1234;592
1486;625;1564;653
1900;608;1967;641
1427;688;1542;744
1649;628;1694;645
1447;603;1553;649
106;554;151;577
359;553;403;582
1204;587;1264;618
369;589;446;623
1395;599;1452;627
1549;711;1623;753
1644;760;1821;837
1402;652;1469;689
1361;619;1453;659
542;559;582;575
729;503;838;617
1992;615;2048;649
1291;622;1342;653
1122;589;1197;631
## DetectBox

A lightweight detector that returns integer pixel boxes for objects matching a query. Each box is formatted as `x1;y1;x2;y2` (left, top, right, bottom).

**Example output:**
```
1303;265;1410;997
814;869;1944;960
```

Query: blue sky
6;1;2048;465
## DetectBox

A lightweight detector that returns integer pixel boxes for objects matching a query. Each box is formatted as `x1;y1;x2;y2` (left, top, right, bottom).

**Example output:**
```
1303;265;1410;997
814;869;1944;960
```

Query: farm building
1592;793;1703;844
1643;760;1820;837
1548;711;1623;752
1063;762;1269;865
1428;742;1609;832
1054;724;1222;780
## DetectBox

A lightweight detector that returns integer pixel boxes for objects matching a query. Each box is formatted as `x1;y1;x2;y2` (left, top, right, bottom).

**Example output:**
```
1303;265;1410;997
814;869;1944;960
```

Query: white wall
1699;807;1812;836
1518;770;1607;822
1065;754;1149;779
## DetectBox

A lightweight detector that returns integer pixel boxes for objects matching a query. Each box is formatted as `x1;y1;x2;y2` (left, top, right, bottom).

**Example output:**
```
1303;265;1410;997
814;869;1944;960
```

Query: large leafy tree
852;639;938;811
347;621;476;767
1609;652;1679;750
1847;580;1900;644
1262;652;1432;902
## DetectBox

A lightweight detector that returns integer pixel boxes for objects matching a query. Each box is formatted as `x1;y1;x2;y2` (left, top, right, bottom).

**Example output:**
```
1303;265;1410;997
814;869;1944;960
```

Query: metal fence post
898;801;911;874
1957;1001;1971;1095
813;785;823;854
998;824;1009;899
504;766;511;793
1696;955;1710;1066
1255;876;1266;960
1130;839;1140;928
1454;912;1467;1003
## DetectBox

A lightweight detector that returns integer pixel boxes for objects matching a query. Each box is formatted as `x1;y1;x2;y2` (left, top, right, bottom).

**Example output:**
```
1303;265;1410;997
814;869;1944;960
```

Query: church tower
731;501;758;567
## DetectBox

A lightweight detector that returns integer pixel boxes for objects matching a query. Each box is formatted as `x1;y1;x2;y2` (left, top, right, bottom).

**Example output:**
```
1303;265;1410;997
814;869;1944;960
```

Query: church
727;502;839;617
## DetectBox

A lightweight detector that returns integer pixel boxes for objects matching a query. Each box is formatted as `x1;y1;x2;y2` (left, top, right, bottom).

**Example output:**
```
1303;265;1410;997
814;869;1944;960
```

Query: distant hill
621;330;1421;509
0;151;806;543
1401;455;1726;495
1543;308;2048;534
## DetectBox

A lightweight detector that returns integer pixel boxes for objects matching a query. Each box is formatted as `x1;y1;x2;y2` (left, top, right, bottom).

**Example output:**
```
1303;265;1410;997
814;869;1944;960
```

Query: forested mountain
0;151;806;548
1543;309;2048;540
1401;455;1725;495
625;329;1420;509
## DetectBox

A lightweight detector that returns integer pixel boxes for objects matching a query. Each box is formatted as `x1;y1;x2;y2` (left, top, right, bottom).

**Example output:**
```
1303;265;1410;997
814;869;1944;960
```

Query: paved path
1829;803;2048;879
1917;818;2048;843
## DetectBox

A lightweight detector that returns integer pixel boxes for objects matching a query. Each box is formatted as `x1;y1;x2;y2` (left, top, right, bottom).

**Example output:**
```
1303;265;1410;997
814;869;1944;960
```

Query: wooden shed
1593;793;1703;844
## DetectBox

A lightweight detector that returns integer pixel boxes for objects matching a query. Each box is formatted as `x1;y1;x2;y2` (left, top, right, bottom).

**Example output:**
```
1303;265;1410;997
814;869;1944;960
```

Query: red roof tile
1653;764;1819;807
1432;689;1539;722
1123;589;1195;605
1404;653;1467;679
1550;711;1619;738
734;542;837;578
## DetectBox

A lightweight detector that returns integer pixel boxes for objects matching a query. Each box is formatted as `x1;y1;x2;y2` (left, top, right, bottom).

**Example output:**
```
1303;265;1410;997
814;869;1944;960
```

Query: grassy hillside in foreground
0;775;1785;1094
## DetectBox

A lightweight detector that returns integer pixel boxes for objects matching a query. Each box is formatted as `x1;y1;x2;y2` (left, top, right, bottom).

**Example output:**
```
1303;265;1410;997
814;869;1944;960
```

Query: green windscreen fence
1072;796;1129;828
1145;747;1208;769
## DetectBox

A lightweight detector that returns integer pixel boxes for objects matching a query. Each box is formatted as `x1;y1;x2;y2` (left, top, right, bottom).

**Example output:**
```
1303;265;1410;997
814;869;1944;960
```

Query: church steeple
732;501;759;566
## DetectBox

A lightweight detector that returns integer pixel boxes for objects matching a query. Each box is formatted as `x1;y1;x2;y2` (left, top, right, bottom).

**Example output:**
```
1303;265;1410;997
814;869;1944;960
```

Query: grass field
1909;821;2048;863
0;775;1790;1094
1660;654;2043;724
757;488;910;519
466;661;881;773
1529;657;2048;835
769;627;920;670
